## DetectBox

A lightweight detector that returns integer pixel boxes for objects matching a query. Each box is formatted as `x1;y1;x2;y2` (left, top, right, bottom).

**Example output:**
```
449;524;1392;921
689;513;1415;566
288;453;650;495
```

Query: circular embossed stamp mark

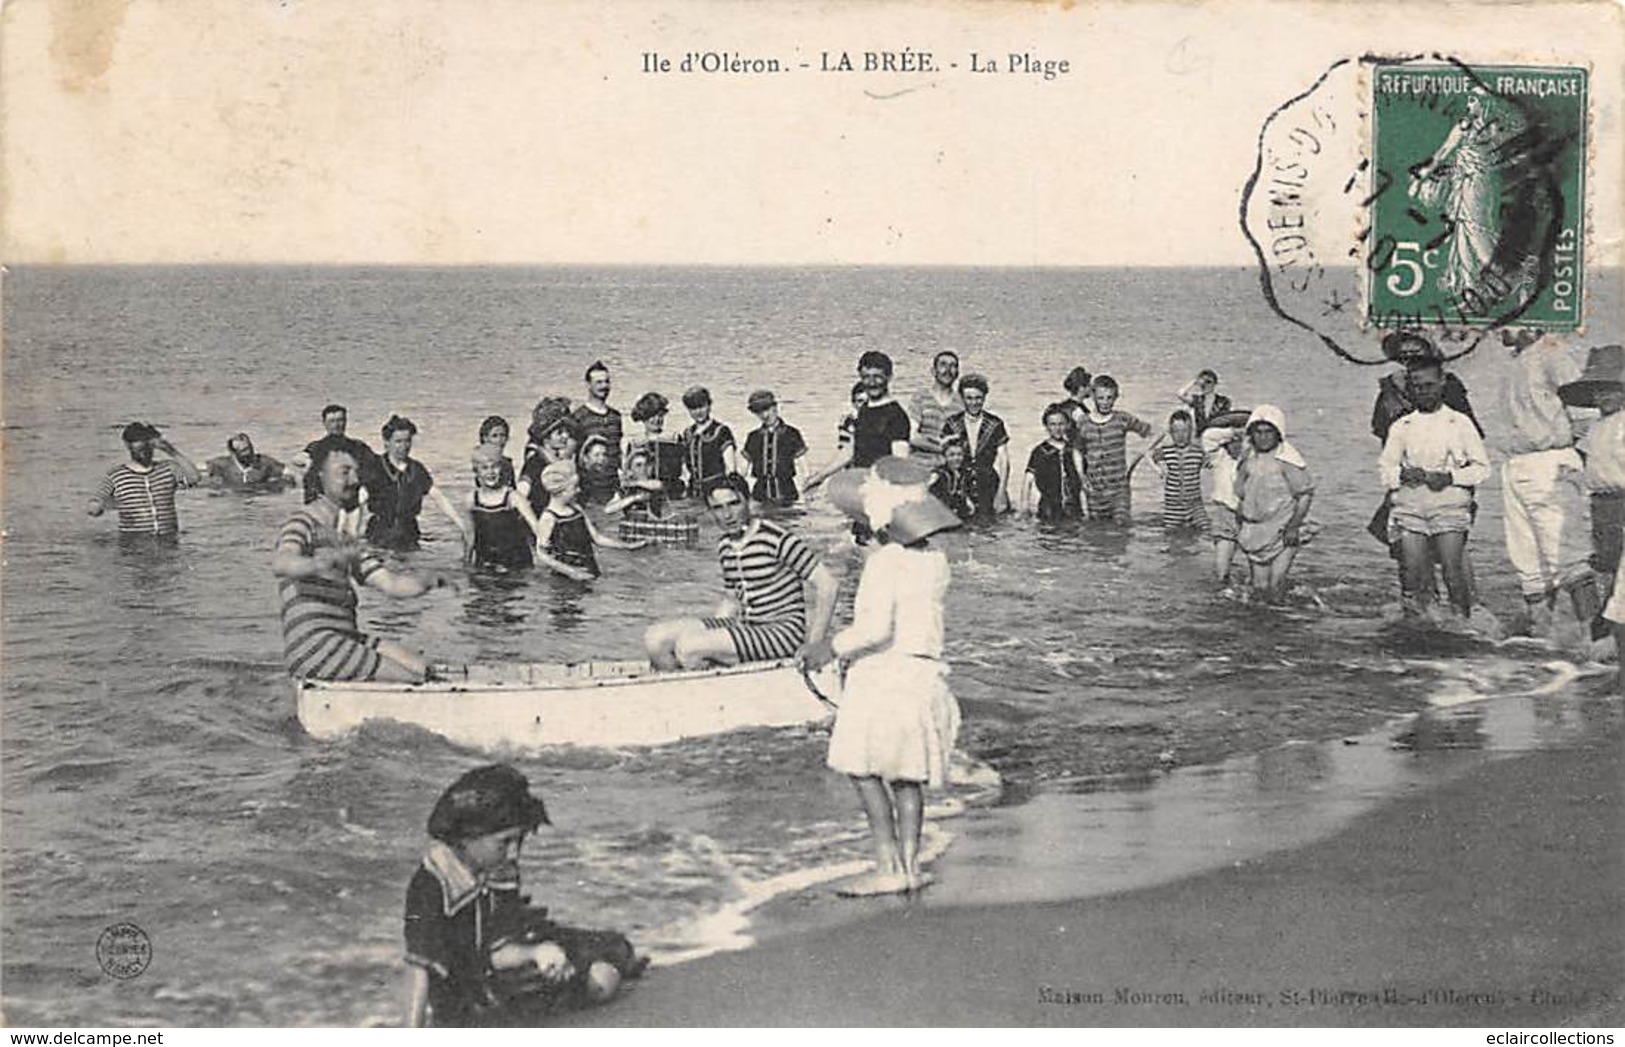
1241;53;1589;365
97;922;152;980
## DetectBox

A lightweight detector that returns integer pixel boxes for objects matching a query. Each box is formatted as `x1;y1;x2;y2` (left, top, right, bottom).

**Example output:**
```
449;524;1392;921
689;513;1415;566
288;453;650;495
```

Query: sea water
2;265;1620;1025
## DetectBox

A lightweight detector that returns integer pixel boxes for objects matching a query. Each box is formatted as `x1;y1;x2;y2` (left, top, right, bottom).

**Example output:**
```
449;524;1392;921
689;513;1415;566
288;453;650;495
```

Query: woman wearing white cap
1235;405;1316;602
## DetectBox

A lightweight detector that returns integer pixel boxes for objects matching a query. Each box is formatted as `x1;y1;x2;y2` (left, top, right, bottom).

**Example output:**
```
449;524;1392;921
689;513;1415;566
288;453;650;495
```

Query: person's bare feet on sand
906;870;935;893
838;871;910;897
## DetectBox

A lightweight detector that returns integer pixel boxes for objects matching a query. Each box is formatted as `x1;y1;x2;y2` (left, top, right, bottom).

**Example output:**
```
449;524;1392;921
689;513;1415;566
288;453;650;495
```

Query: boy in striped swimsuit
643;478;838;669
272;447;454;683
1150;410;1208;531
1075;375;1153;523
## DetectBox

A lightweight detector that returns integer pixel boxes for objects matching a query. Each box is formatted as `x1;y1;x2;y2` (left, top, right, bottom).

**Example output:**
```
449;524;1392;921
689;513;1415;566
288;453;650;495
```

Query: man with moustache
908;350;964;464
571;361;624;503
87;421;201;539
272;447;455;683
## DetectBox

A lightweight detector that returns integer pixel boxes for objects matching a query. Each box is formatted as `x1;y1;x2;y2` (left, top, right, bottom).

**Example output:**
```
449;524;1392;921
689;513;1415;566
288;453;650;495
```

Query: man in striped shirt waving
644;477;838;670
272;446;454;682
87;422;201;539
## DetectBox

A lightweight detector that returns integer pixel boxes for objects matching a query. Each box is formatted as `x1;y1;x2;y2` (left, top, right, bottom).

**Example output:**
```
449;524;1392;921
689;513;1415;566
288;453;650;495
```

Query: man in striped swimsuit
643;478;838;670
87;422;201;539
272;447;454;683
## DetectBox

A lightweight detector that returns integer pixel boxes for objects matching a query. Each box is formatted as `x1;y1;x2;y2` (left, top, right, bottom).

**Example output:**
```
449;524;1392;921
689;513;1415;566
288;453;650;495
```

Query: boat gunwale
294;656;814;695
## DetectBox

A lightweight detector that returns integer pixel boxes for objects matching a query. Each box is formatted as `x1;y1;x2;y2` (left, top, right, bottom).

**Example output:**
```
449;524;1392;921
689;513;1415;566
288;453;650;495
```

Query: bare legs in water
840;775;930;896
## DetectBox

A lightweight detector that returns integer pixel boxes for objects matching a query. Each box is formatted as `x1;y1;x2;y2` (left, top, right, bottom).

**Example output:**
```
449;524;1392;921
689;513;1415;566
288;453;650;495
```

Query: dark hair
1092;374;1119;394
1197;369;1219;383
631;392;670;422
381;414;418;440
479;415;509;441
959;373;989;396
584;360;610;382
933;350;960;367
1169;409;1194;427
320;404;347;419
857;350;893;377
1042;404;1070;425
681;386;711;410
1408;358;1445;381
307;444;357;491
1063;366;1092;395
703;474;750;504
941;436;967;455
850;381;867;400
427;764;550;843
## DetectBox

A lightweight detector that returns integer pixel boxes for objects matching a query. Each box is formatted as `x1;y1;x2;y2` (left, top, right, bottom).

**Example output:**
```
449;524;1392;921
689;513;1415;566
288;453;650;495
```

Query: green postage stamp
1367;63;1588;332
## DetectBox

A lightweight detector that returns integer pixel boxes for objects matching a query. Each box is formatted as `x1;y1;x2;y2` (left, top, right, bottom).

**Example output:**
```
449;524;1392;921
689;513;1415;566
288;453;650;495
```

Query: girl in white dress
804;482;963;895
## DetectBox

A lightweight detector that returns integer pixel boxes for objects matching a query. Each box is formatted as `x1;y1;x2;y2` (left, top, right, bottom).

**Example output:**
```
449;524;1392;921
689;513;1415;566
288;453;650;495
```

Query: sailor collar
421;840;520;916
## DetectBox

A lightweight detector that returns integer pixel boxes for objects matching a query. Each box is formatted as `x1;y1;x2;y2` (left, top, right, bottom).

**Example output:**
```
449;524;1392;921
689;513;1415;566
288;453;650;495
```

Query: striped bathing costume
1154;443;1208;529
1077;410;1153;520
276;505;388;680
702;519;819;662
96;460;191;536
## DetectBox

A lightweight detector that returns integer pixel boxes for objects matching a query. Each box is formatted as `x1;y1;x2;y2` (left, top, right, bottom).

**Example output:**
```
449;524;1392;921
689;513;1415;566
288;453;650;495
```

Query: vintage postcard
2;0;1621;1033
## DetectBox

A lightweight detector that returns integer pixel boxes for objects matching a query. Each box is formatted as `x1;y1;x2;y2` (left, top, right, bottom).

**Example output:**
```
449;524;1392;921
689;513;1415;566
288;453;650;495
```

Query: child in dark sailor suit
404;764;644;1027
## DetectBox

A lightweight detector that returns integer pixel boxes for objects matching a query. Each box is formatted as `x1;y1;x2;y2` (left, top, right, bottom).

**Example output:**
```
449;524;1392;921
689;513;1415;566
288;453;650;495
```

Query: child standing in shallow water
466;445;541;570
404;764;644;1027
534;463;646;581
929;438;974;520
1075;375;1153;523
1022;405;1085;521
1149;410;1208;531
1202;419;1248;587
801;492;963;896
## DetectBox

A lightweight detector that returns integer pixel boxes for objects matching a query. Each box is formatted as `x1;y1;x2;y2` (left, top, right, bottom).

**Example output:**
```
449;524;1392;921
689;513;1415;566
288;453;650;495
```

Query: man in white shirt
1380;361;1491;619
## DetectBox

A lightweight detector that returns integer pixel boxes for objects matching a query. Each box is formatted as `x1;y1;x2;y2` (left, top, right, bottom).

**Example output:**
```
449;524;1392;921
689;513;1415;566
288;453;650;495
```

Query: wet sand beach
573;710;1622;1028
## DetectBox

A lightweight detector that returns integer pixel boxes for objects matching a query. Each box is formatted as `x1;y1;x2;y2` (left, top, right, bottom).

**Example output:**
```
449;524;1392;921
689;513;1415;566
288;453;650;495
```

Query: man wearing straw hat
1499;328;1600;639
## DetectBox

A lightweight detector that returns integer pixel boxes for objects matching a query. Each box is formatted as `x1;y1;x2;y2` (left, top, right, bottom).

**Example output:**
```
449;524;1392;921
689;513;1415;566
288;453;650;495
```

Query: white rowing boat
295;658;839;750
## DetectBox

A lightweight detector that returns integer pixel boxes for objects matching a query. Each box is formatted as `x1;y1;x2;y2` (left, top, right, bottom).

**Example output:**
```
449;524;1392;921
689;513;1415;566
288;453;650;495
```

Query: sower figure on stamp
1499;327;1601;642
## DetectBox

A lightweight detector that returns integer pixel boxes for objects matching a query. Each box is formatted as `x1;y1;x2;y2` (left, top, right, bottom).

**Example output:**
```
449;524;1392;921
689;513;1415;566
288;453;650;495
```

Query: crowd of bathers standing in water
90;329;1625;682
